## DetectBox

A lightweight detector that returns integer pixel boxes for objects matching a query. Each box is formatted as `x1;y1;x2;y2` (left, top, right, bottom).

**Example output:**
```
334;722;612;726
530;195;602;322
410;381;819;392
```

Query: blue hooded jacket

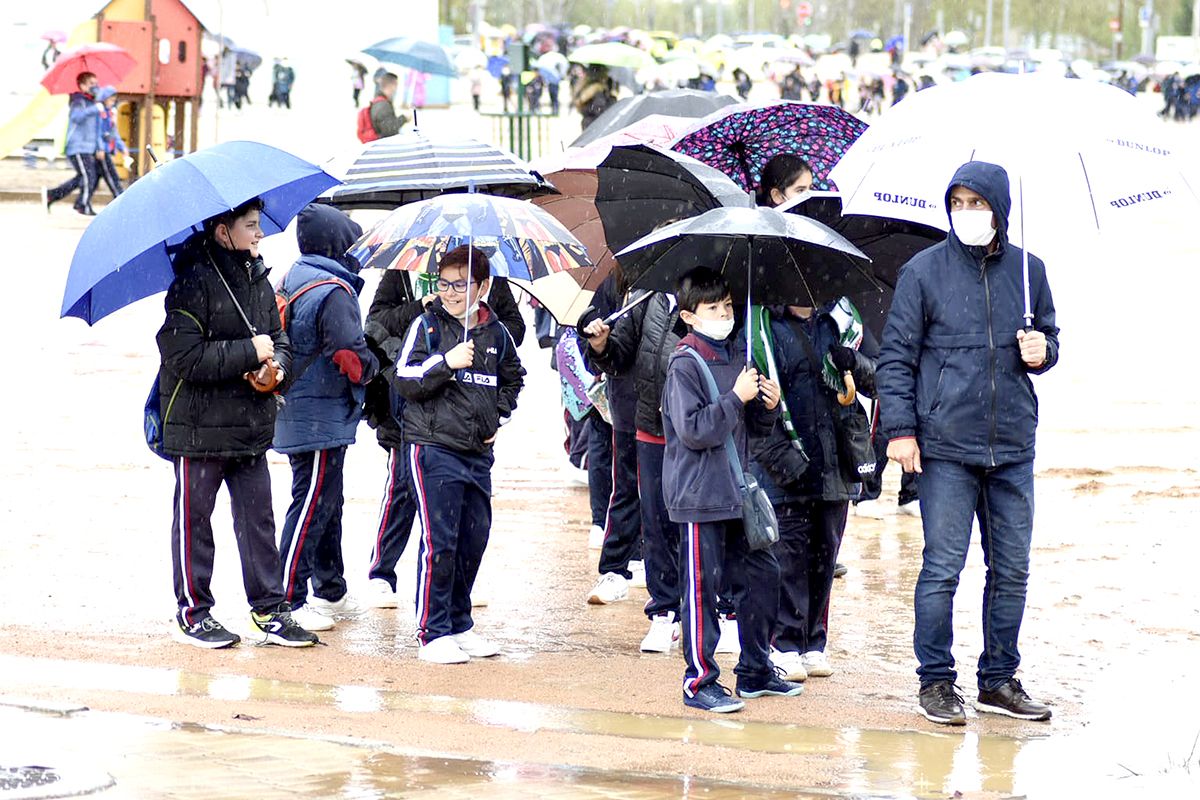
64;91;101;156
274;204;379;454
877;161;1060;467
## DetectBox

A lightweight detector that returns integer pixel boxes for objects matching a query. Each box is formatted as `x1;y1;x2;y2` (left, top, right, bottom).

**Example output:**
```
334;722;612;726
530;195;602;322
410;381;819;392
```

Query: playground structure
96;0;205;179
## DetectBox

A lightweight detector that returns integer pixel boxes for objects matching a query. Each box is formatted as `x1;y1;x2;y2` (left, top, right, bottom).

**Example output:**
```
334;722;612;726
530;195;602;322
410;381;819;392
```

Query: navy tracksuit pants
597;426;642;578
410;443;493;645
368;444;419;590
278;446;350;608
637;438;681;619
773;499;848;654
47;153;98;211
171;454;285;624
680;519;780;696
586;415;613;529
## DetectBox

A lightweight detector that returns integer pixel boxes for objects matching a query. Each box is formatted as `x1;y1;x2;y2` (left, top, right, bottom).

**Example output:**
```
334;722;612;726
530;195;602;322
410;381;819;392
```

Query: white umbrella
830;72;1198;326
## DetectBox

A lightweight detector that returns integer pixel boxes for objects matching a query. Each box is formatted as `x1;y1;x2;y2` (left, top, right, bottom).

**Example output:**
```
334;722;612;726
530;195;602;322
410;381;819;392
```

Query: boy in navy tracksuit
394;246;525;664
274;204;379;632
661;267;801;713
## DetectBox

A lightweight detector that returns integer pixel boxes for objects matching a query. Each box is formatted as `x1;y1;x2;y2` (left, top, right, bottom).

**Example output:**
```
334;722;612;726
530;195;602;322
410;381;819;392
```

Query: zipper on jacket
982;259;998;467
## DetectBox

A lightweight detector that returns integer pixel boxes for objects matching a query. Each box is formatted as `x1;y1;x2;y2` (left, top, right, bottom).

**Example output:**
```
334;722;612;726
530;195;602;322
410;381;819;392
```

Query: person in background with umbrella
363;72;408;141
351;62;367;106
733;67;752;101
660;266;797;713
94;86;128;198
750;154;878;683
273;204;379;634
470;67;483;112
41;36;62;70
575;66;617;131
157;197;318;649
220;47;237;108
42;71;101;216
393;246;526;664
878;161;1059;726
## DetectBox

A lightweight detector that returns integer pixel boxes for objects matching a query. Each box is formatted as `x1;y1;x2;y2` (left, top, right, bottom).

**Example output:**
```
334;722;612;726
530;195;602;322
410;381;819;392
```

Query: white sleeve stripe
395;318;446;378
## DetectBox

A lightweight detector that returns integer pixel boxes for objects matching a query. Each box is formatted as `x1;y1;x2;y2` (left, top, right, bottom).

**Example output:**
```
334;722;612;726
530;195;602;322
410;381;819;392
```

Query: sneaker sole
684;699;745;713
738;686;804;698
171;627;238;649
917;705;967;725
974;701;1051;721
293;618;335;632
260;633;318;647
772;668;807;682
366;598;400;609
804;667;833;678
587;592;628;605
418;653;470;664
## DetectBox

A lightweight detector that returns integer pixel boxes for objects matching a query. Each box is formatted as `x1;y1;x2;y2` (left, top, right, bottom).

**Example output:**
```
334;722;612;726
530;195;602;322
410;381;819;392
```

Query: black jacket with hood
156;232;291;458
877;160;1060;467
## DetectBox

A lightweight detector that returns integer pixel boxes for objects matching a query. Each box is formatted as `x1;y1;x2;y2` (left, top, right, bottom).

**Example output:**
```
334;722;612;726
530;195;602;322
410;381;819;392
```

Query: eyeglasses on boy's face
436;278;476;293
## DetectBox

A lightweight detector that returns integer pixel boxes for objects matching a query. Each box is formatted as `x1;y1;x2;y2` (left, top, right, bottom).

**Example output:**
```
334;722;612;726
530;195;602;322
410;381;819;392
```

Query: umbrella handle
837;371;857;406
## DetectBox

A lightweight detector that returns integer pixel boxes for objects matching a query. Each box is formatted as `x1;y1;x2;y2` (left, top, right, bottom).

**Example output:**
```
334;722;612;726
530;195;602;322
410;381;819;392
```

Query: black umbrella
777;190;945;339
595;143;751;257
571;89;738;148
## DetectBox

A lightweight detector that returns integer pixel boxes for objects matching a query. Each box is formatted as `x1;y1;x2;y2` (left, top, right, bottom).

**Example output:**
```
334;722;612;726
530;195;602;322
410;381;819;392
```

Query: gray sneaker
976;678;1051;721
919;680;966;725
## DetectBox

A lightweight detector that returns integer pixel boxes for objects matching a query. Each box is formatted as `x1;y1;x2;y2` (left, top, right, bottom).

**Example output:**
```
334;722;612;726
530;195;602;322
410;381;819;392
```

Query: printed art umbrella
571;88;738;148
363;37;456;78
41;42;136;94
323;131;551;209
829;72;1200;326
62;141;339;324
671;100;868;193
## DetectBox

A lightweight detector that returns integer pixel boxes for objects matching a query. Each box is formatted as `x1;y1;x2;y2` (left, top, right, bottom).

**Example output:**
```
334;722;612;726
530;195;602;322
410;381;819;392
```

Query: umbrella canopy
510;170;615;325
61;141;339;324
348;193;591;282
778;190;945;339
535;50;570;82
486;55;509;79
572;89;738;148
595;143;753;256
769;50;816;66
323;131;550;210
42;30;67;43
533;114;695;174
363;37;456;78
615;206;876;309
568;42;656;70
231;47;262;71
40;42;136;95
671;100;868;194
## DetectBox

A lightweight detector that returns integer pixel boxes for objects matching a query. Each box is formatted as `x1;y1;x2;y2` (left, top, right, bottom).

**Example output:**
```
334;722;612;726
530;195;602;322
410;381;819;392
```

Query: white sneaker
452;629;500;658
587;524;605;549
587;572;629;605
289;604;335;632
40;186;50;213
715;614;741;654
801;649;834;677
308;593;365;619
566;464;589;487
769;647;808;682
640;613;680;653
897;501;922;518
470;591;489;608
628;560;646;588
418;635;470;664
854;499;886;519
365;578;399;609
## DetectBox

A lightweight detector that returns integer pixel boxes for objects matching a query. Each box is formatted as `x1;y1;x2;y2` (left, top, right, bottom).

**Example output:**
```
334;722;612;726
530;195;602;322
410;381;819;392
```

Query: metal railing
482;112;554;162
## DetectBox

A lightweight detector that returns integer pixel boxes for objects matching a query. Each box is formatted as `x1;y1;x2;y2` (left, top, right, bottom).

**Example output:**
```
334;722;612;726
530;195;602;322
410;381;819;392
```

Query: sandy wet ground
3;47;1200;796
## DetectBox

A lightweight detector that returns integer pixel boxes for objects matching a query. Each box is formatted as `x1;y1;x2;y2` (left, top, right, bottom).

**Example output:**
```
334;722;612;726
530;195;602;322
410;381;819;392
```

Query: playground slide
0;19;96;158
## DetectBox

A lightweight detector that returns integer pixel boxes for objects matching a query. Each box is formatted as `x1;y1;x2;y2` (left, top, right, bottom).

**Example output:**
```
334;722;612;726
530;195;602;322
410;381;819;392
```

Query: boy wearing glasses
394;245;526;664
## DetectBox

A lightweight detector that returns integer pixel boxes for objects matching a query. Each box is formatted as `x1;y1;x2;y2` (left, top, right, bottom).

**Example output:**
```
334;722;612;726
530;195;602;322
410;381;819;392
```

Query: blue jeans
914;458;1034;691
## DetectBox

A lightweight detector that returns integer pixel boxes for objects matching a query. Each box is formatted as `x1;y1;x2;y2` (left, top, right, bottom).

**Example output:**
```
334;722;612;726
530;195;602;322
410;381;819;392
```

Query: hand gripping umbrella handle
837;372;857;406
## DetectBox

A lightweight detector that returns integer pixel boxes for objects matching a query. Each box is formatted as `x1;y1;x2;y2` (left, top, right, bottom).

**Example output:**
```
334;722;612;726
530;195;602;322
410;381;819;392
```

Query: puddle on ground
5;655;1198;798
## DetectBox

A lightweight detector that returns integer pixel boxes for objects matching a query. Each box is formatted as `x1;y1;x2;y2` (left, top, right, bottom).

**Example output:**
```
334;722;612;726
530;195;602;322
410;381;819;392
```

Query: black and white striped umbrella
324;132;554;210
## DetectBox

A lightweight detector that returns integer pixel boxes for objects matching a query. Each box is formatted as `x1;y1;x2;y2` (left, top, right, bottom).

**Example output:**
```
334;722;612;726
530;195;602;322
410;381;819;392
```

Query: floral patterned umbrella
670;100;868;195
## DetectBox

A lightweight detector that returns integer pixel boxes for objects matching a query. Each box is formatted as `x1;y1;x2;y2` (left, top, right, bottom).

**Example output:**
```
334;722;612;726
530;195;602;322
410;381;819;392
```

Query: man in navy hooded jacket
878;161;1059;726
275;204;379;631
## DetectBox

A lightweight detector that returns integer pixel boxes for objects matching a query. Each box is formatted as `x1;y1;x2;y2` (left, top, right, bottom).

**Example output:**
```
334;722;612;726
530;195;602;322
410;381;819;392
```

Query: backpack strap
280;277;356;388
680;346;747;491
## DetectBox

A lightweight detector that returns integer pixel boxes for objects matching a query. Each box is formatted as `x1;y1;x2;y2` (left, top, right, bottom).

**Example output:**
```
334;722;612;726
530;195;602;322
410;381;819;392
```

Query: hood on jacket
297;203;364;273
944;160;1011;245
95;86;117;102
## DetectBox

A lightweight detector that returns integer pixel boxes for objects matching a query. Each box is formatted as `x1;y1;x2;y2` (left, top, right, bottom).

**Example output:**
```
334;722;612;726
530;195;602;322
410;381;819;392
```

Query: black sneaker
683;682;745;713
736;668;805;699
173;613;240;649
919;680;966;725
976;678;1052;721
833;562;848;578
251;603;319;647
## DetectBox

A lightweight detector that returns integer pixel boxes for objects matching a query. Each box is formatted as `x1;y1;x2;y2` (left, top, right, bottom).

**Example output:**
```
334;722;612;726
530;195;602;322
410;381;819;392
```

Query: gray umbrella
572;89;738;148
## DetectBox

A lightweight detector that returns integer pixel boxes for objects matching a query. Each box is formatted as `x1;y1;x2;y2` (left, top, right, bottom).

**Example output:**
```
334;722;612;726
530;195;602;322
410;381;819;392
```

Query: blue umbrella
486;55;509;79
363;37;456;78
61;140;339;324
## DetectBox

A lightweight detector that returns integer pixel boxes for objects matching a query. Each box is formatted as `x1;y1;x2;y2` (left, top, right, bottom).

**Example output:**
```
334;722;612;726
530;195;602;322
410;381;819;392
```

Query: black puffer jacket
394;299;525;455
586;291;684;437
364;271;526;450
156;233;291;458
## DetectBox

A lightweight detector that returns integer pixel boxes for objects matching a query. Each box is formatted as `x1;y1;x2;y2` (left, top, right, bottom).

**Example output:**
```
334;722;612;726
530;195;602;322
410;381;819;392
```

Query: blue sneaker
736;669;806;698
683;682;745;713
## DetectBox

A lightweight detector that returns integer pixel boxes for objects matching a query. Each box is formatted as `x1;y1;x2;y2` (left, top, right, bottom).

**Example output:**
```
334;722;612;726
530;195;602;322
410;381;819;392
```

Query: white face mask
951;209;997;247
695;316;735;341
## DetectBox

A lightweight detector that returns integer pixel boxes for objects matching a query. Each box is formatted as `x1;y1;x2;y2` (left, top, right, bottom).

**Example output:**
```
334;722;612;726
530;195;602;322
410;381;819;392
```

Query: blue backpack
144;374;182;461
